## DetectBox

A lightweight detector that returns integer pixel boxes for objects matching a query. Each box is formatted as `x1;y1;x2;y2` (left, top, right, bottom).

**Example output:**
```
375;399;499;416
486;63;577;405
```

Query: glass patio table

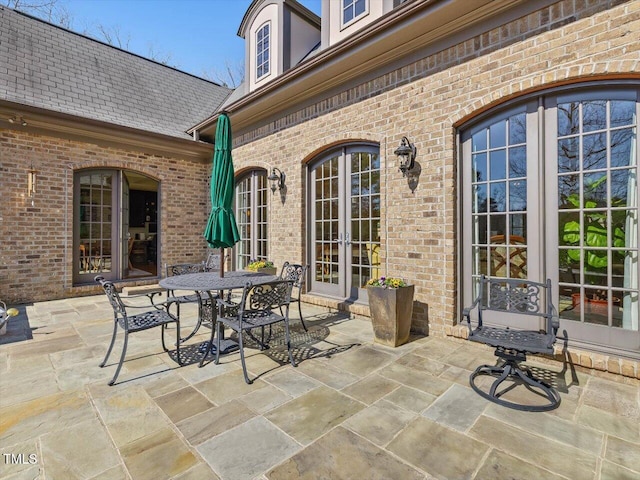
159;270;278;354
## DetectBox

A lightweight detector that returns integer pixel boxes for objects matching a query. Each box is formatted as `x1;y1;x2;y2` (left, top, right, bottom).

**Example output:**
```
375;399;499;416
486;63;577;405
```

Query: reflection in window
471;111;528;283
557;98;637;331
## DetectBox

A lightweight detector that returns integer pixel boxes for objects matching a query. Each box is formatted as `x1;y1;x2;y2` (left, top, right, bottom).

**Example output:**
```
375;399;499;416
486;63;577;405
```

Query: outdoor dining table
159;270;279;354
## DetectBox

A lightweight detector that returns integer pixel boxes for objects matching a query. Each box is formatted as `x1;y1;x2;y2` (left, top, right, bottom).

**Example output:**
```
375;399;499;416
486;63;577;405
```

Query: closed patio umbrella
204;112;240;276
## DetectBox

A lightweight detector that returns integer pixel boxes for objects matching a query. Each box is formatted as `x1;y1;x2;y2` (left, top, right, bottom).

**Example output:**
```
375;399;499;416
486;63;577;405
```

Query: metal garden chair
462;275;560;411
207;280;296;384
165;262;210;342
279;262;309;331
95;275;181;386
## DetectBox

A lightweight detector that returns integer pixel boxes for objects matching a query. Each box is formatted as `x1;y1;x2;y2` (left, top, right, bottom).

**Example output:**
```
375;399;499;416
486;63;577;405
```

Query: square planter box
367;285;415;347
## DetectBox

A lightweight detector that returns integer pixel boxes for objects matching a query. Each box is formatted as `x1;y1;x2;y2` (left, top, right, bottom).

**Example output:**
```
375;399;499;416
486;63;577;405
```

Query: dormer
320;0;406;48
239;0;321;93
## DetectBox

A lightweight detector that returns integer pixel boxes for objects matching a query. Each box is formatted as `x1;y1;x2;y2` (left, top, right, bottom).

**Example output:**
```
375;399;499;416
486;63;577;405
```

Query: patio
1;294;639;480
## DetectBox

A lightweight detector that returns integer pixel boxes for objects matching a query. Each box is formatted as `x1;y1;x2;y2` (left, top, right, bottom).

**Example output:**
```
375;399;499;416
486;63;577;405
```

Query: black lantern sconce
395;136;416;177
268;167;286;194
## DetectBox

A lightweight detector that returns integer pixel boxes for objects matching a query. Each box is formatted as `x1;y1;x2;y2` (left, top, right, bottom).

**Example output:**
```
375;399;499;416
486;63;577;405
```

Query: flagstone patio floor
1;293;639;480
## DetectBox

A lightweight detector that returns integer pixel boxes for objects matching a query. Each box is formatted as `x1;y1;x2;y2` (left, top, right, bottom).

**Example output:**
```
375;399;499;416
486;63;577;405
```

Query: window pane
582;100;607;133
489;150;506;180
474;184;487;213
611;100;636;128
355;0;366;16
489;121;506;149
508;146;526;178
558;102;580;136
584;173;607;208
509;112;526;144
472;130;487;151
509;180;527;211
473;153;487;182
611;128;635;168
582;132;607;171
489;182;506;212
558;137;579;173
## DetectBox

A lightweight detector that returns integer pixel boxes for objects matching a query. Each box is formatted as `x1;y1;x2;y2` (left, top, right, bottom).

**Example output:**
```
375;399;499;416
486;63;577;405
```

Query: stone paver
0;294;638;480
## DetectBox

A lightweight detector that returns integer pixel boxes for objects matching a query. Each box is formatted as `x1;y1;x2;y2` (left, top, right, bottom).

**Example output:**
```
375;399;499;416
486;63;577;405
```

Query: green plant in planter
561;174;627;293
246;260;275;272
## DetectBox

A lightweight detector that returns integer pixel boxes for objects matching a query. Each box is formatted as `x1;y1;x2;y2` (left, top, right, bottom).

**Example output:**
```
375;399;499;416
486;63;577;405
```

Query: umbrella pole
219;248;224;278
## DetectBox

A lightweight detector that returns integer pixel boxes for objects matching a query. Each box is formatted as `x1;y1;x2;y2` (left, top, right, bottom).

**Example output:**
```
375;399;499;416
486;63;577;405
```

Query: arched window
74;169;159;284
460;85;639;355
256;22;270;80
235;170;268;269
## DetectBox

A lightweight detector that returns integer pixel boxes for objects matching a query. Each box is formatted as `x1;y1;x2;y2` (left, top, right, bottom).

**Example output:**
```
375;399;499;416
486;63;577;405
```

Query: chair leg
238;331;253;384
174;321;181;366
199;318;216;368
100;321;118;368
283;320;297;368
108;331;128;386
297;300;307;331
214;321;222;365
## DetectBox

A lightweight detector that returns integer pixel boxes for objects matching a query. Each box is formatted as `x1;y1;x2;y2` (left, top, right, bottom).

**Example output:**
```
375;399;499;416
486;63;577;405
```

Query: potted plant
561;174;626;312
366;276;414;347
246;259;277;275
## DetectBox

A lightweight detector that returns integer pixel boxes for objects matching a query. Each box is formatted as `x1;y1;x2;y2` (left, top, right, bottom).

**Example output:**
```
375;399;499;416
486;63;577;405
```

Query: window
461;87;639;355
74;169;159;284
343;0;367;25
256;22;270;80
235;170;268;269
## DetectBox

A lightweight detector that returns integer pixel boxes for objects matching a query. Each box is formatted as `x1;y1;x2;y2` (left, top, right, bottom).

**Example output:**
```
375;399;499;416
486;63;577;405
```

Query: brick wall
0;129;211;303
230;0;639;341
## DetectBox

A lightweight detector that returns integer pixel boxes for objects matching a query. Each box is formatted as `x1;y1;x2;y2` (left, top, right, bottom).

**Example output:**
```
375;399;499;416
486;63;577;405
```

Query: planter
246;267;277;275
571;293;621;316
367;285;415;347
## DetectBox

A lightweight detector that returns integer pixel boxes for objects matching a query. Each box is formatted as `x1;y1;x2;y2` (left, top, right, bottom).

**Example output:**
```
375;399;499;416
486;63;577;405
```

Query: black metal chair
462;275;560;411
207;280;296;384
203;252;221;272
279;262;309;331
95;275;181;386
165;263;208;342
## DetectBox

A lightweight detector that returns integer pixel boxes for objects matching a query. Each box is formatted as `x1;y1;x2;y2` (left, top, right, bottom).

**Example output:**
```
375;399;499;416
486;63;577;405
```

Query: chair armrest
462;296;481;334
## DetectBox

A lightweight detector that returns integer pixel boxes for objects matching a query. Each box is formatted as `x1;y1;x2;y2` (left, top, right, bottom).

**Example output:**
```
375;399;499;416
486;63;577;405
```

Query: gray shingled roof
0;6;232;140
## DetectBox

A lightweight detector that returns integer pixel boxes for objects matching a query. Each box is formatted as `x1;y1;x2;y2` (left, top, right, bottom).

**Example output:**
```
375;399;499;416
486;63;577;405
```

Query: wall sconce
7;116;27;126
27;164;38;205
395;136;416;177
268;167;286;194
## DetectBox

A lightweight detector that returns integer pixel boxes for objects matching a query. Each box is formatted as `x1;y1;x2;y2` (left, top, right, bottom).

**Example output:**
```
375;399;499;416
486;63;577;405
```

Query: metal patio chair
208;280;296;384
165;262;210;342
279;262;309;331
462;275;560;411
95;275;181;386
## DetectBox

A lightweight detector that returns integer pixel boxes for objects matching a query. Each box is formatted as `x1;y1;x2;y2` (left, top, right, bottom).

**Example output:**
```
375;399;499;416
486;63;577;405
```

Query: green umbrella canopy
204;113;240;249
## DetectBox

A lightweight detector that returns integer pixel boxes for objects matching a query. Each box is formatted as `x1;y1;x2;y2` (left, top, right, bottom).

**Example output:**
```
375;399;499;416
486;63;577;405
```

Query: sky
41;0;322;84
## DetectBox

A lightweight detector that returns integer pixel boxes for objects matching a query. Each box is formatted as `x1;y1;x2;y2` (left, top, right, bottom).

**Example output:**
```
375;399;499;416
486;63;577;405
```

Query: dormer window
342;0;367;26
256;22;270;80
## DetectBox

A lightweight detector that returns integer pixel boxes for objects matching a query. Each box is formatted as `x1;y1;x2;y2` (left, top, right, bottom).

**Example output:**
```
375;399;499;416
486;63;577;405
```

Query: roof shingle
0;6;232;139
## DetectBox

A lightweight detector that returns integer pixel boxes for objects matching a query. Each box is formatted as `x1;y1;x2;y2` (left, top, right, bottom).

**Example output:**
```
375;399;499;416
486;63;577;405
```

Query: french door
74;169;159;284
309;145;381;300
462;86;639;355
235;170;268;270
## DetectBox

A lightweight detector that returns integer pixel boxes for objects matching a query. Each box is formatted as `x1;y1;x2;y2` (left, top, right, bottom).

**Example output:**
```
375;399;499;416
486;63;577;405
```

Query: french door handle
345;232;351;245
337;233;343;245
